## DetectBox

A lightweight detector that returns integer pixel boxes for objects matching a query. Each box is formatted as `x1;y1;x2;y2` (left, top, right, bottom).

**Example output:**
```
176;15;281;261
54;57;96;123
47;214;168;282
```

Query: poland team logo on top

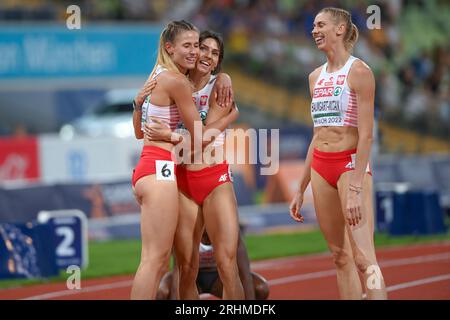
337;75;346;85
200;95;208;106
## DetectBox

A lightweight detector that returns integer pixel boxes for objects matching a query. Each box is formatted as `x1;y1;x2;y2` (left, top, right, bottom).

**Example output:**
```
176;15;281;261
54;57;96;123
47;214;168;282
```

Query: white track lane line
265;252;450;287
386;274;450;292
22;251;449;300
252;243;450;271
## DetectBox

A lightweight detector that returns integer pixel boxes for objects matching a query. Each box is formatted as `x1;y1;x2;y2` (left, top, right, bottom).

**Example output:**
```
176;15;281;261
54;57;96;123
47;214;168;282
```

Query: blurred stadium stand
0;0;449;236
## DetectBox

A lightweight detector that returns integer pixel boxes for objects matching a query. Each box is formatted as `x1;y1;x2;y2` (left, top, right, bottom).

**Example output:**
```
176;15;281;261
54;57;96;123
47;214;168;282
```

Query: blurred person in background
130;20;237;300
157;230;269;300
289;7;387;300
142;30;244;300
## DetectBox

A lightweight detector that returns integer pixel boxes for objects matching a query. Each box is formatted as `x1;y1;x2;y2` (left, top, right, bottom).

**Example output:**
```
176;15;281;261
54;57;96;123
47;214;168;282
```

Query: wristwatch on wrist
133;99;142;112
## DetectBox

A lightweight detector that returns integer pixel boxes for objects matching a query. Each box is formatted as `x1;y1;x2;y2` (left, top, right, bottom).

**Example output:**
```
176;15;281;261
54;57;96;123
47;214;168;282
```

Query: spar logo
314;87;334;98
200;95;208;106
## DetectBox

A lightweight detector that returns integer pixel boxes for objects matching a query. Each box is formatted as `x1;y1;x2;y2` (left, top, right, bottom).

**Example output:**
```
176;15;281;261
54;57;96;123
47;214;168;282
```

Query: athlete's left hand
135;79;157;107
346;189;362;226
215;73;233;107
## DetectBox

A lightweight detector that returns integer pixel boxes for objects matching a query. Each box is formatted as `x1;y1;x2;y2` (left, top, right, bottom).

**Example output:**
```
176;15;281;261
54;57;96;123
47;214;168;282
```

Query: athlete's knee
178;262;199;282
331;247;353;269
355;254;377;274
355;255;371;273
216;253;238;279
140;248;171;271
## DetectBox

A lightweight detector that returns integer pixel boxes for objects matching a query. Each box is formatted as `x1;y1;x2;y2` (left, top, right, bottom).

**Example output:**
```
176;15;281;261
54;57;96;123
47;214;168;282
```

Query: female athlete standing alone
289;7;387;300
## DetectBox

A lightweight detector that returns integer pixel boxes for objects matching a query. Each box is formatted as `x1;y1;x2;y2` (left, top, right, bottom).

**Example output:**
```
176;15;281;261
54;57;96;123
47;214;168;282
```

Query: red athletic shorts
311;148;372;188
177;162;233;205
132;146;176;187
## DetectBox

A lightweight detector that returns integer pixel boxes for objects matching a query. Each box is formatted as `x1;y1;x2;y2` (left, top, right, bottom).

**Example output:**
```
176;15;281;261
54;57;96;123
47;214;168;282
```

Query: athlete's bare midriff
144;140;174;152
313;126;359;152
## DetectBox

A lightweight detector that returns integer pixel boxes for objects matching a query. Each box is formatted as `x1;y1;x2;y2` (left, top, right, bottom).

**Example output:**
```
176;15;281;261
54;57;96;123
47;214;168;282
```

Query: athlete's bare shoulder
158;70;191;91
348;59;374;90
308;66;322;84
308;66;323;97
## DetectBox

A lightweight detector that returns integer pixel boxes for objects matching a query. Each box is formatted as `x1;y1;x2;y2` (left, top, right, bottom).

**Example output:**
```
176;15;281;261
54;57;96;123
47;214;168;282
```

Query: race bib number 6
155;160;175;181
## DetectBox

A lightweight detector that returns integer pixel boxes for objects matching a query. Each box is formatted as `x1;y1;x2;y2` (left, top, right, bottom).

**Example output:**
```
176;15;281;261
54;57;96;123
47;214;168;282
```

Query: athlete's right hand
289;191;305;223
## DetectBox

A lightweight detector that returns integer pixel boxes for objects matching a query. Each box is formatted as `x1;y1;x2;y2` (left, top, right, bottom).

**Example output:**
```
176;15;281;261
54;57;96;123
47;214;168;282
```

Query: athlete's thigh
202;182;240;248
174;191;204;262
135;175;179;253
311;169;350;250
337;171;376;259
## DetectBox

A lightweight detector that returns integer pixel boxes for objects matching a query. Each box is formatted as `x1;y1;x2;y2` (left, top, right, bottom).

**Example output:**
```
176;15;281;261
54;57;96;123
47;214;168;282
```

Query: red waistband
183;161;228;177
141;145;173;157
313;148;357;160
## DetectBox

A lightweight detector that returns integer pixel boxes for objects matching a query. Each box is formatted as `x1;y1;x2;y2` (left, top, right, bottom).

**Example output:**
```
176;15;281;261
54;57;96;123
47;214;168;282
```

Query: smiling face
312;12;345;52
166;30;199;73
196;37;220;75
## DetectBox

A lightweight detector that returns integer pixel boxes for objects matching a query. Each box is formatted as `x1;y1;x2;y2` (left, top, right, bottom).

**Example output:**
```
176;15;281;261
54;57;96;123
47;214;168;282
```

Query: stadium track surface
0;242;448;300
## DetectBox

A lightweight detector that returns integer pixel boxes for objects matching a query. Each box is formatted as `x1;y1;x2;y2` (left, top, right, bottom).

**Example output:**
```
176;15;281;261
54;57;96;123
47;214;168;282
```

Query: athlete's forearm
133;110;143;139
297;134;316;194
204;102;238;133
351;135;372;187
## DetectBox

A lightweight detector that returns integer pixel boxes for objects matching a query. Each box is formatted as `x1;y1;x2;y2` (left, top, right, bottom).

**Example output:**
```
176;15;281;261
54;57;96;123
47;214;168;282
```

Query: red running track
0;242;448;300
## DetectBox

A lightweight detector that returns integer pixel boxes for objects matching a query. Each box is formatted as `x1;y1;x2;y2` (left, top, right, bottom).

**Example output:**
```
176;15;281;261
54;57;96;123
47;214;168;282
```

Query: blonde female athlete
130;21;238;300
143;30;245;300
289;7;387;300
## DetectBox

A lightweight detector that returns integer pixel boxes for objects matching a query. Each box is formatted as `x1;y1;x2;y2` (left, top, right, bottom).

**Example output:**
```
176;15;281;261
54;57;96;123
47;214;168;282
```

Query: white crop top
311;56;359;128
141;65;181;131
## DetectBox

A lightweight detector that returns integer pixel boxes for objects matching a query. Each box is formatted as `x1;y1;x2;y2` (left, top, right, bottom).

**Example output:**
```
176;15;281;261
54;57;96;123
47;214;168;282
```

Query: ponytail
346;23;359;51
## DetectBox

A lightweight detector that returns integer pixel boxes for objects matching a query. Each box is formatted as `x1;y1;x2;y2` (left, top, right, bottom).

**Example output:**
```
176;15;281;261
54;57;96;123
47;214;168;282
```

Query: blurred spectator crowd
1;0;449;139
188;0;449;139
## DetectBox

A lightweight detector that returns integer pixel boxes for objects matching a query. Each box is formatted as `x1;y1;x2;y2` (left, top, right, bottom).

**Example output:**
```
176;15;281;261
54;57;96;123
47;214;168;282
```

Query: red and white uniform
310;56;371;188
177;74;225;147
176;74;232;205
199;242;216;270
132;65;179;187
311;55;358;128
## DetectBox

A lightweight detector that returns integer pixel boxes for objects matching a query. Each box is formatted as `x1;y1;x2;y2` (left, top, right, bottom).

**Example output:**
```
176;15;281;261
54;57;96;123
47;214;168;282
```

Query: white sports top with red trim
141;65;181;131
311;56;358;128
199;242;216;270
177;74;226;147
193;74;226;147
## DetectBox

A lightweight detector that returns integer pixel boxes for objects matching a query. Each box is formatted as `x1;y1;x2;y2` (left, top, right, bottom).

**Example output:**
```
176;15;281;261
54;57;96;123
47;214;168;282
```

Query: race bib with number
155;160;175;181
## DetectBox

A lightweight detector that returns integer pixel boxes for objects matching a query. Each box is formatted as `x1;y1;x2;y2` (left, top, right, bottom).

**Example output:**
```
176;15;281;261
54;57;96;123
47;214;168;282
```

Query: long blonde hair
150;20;199;78
319;7;359;51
